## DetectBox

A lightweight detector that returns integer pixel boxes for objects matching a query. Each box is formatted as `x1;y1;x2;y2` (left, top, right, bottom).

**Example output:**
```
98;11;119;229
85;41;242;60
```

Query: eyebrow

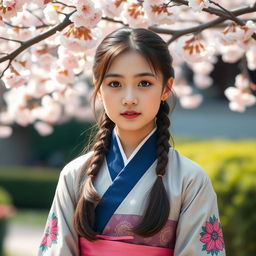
104;72;156;79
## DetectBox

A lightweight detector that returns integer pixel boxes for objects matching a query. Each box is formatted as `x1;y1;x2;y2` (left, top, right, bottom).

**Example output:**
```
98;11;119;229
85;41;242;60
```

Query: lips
121;110;141;119
121;110;141;116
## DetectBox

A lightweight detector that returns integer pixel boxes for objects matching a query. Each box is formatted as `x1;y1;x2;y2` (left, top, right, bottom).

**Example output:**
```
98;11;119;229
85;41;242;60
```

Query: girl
38;27;226;256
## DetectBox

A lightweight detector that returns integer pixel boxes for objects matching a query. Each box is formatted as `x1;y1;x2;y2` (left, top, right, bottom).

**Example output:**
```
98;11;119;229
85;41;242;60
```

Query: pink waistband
79;235;174;256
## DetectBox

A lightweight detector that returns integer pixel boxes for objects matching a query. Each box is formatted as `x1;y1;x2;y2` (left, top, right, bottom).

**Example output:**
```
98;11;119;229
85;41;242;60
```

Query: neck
115;125;156;159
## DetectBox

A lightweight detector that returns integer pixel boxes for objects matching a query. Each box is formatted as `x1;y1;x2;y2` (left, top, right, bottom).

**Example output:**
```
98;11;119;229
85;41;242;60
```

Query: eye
108;81;121;88
138;80;152;87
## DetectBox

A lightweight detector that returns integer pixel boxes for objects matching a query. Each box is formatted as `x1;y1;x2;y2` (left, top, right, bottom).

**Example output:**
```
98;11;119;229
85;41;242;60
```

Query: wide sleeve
37;156;87;256
174;172;226;256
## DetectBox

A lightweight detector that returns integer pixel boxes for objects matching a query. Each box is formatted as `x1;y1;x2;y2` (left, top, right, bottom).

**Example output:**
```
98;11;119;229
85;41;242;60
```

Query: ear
161;77;174;101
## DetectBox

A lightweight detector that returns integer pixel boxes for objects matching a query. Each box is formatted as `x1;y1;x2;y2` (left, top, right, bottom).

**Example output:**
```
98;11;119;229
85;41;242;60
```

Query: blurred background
0;59;256;256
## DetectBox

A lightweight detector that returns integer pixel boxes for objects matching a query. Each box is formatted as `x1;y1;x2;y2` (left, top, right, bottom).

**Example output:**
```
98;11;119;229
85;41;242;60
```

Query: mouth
121;111;141;119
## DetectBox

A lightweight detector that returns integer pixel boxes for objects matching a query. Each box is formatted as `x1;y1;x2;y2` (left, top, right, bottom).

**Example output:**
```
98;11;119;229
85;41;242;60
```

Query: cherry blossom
220;44;245;63
34;121;53;136
0;0;25;19
224;74;256;112
0;0;255;137
43;3;61;24
173;84;193;97
218;21;256;47
2;68;28;88
53;65;75;84
0;125;13;138
194;74;213;89
70;8;102;28
180;94;203;109
59;25;101;52
122;1;149;28
188;0;210;12
17;109;35;126
70;0;102;28
175;36;214;63
0;15;4;26
10;9;41;27
246;46;256;70
143;0;179;26
0;110;14;125
100;0;126;18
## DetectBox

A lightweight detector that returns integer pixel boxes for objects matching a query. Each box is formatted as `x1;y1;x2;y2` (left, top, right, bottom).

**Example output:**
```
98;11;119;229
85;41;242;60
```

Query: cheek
144;91;162;105
101;93;119;114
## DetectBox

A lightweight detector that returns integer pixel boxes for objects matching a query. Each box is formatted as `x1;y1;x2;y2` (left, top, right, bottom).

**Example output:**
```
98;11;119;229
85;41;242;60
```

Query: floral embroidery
40;212;59;252
200;215;224;255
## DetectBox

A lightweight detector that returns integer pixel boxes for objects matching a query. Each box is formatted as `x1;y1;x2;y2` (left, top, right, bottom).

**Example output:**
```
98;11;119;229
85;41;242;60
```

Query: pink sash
79;235;174;256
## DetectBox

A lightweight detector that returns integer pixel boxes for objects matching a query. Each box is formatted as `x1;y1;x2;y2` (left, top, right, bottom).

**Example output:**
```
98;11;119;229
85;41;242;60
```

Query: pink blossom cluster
225;74;256;112
0;0;255;137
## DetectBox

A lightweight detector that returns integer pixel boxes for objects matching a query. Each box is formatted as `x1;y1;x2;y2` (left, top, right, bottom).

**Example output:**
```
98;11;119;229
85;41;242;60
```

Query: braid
156;101;170;176
133;101;171;237
73;112;114;240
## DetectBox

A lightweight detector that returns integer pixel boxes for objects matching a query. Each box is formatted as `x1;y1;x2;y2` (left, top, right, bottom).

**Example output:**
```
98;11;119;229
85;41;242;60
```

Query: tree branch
101;16;127;26
179;0;256;39
26;9;47;27
209;0;246;26
149;4;256;43
4;21;50;30
0;60;11;79
52;1;76;9
0;37;23;44
0;11;75;77
0;1;255;79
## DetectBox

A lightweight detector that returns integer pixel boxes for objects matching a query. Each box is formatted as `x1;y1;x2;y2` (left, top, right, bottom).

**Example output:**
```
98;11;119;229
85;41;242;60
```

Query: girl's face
98;50;173;137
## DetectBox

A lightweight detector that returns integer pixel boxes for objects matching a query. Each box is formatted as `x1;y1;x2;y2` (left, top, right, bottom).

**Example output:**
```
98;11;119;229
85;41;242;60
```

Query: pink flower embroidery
40;212;58;252
200;215;224;255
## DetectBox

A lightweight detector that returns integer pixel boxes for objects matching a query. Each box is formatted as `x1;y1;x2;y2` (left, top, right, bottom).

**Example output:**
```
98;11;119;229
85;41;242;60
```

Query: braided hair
73;112;114;240
73;27;176;240
133;100;172;236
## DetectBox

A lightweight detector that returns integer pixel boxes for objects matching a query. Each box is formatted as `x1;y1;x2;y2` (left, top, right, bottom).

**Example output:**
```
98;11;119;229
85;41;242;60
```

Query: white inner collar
113;127;157;166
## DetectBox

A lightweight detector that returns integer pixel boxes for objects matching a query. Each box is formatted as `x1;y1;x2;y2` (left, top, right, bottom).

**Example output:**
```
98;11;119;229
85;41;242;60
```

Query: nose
121;88;138;105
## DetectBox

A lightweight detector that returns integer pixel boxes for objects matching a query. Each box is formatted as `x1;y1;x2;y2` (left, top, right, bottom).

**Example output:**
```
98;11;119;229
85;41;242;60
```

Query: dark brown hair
73;26;176;240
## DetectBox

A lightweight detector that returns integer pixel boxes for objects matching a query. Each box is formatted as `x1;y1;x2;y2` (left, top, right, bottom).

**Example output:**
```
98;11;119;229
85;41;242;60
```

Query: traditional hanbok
38;127;226;256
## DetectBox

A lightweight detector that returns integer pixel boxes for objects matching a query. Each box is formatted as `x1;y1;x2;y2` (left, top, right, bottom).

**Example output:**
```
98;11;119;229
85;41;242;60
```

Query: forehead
106;50;157;77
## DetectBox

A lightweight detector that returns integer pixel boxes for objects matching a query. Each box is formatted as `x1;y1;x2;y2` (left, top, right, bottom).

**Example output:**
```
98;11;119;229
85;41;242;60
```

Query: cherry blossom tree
0;0;255;137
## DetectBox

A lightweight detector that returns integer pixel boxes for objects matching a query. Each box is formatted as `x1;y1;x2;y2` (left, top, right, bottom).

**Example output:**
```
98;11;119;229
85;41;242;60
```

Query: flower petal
200;233;212;243
206;239;216;251
41;235;48;246
206;221;214;234
217;227;223;238
213;219;220;232
46;236;52;247
51;226;58;234
50;233;57;241
216;238;224;250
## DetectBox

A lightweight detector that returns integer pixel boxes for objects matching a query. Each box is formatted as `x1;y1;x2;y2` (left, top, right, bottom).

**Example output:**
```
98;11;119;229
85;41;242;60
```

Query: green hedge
0;187;13;256
175;139;256;256
0;187;12;206
0;167;59;209
0;139;255;255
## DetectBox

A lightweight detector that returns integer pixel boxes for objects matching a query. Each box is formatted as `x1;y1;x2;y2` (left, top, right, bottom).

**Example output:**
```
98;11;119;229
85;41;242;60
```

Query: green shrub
175;139;256;256
0;187;13;256
0;188;12;206
0;167;59;209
